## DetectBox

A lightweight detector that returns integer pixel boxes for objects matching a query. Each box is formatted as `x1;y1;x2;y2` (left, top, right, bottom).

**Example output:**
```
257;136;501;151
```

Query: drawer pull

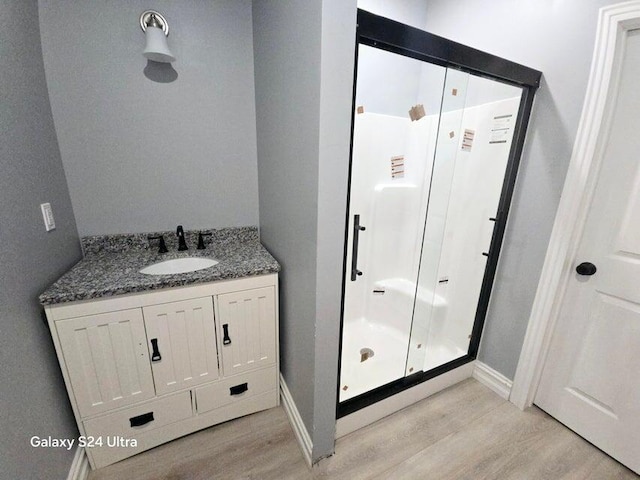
222;324;232;345
230;383;248;396
150;338;162;362
129;412;154;427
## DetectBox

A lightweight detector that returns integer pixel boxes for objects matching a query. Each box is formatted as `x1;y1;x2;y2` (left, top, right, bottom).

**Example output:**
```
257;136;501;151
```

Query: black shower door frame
337;9;542;418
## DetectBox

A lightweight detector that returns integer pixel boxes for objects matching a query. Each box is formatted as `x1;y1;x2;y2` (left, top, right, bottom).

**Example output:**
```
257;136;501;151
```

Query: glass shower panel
406;73;524;374
405;69;470;375
339;45;446;402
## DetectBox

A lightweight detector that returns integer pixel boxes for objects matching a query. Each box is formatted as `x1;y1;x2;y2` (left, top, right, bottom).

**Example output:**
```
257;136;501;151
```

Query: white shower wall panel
368;184;419;282
344;112;437;330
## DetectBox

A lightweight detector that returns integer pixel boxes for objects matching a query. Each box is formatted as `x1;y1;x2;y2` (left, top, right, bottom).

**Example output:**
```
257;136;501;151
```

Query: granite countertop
39;226;280;306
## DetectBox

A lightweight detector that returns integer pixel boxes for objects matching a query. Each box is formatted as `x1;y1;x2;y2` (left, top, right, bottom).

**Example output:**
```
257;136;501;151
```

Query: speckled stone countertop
39;226;280;306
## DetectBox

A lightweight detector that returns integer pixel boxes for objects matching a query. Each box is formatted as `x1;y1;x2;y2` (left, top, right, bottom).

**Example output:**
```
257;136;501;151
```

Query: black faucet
197;232;212;250
176;225;188;251
148;235;168;254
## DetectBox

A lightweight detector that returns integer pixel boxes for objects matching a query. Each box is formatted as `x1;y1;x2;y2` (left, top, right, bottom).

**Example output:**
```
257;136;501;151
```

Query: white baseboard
280;373;312;467
473;361;513;400
67;446;89;480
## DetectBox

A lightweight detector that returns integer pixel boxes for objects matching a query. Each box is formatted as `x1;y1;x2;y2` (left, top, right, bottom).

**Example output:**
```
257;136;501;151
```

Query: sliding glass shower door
339;41;525;405
339;45;447;401
406;72;523;375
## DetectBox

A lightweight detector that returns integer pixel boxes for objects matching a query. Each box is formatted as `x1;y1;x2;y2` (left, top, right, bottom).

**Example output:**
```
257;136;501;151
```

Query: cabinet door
217;286;276;377
56;309;155;418
143;297;219;396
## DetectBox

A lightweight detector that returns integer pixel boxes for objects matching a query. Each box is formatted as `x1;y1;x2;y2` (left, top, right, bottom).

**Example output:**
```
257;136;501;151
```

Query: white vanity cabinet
45;274;279;469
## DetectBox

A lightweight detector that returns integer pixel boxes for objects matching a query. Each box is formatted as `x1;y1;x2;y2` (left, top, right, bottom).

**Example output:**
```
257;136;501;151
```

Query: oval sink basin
140;257;219;275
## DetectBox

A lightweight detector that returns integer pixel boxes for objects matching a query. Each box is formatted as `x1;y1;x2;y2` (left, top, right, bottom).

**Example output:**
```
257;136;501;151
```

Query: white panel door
216;287;276;377
535;30;640;474
56;309;155;418
143;297;219;396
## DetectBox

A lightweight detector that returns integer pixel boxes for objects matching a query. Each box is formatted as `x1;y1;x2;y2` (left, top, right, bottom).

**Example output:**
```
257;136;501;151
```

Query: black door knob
576;262;597;276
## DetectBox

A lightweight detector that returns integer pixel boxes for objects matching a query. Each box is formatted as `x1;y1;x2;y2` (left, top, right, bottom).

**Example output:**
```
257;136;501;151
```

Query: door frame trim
510;0;640;410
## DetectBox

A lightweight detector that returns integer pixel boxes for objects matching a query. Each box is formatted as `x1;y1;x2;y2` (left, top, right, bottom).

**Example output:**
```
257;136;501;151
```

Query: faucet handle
176;225;188;251
148;235;168;253
197;232;212;250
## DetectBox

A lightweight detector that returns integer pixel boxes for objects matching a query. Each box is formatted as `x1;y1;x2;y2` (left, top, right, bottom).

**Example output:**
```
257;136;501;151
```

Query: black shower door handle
351;214;366;281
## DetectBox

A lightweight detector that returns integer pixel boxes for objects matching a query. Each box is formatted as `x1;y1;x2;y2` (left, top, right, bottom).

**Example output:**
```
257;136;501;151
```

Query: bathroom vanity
40;227;280;469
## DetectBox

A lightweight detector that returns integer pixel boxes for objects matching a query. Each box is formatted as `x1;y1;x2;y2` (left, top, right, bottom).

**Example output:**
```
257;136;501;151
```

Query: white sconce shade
140;10;175;63
143;26;175;63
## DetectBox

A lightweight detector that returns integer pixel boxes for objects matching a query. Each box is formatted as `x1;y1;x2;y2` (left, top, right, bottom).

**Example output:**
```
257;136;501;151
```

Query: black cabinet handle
222;324;231;345
150;338;162;362
576;262;597;276
351;214;366;281
129;412;154;427
230;383;248;396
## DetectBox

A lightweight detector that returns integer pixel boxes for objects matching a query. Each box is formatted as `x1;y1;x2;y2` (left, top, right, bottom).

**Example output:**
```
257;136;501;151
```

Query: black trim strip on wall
336;9;542;419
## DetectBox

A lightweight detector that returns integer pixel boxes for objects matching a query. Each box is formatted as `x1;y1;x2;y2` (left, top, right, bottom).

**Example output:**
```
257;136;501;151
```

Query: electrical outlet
40;203;56;231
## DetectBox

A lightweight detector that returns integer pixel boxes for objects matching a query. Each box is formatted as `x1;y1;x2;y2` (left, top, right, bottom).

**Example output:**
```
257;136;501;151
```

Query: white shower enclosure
338;14;538;411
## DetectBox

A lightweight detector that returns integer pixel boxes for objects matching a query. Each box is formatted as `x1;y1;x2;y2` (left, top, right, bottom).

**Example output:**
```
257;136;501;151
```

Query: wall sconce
139;10;175;63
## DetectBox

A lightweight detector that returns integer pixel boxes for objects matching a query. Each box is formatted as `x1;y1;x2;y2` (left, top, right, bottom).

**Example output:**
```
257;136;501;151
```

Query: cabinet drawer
195;366;277;414
83;391;193;439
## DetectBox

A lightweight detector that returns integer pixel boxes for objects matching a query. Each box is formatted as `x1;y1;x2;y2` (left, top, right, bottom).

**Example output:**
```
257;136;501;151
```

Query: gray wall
422;0;623;379
313;0;357;459
39;0;259;236
253;0;322;450
253;0;356;461
0;1;82;479
358;0;428;28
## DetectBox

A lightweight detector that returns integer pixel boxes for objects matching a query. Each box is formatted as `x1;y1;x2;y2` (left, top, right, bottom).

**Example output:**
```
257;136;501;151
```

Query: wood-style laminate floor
88;379;638;480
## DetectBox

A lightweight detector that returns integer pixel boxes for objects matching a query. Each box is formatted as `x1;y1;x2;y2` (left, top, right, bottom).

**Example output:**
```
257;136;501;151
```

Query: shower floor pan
339;318;408;402
339;319;468;402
